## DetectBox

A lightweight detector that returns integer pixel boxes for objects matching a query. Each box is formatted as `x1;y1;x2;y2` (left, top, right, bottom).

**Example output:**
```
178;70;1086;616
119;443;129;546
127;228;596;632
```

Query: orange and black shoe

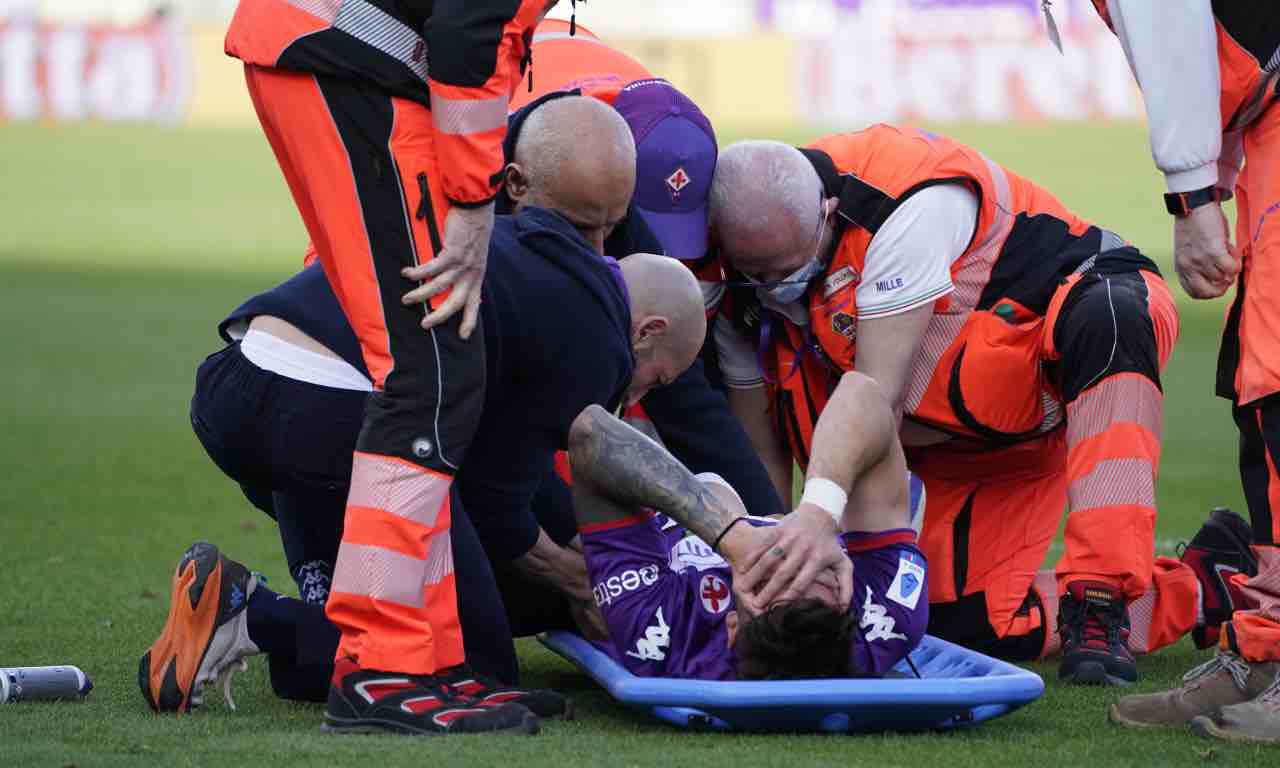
438;665;572;720
138;541;260;713
1058;580;1137;686
322;658;540;736
1179;507;1259;649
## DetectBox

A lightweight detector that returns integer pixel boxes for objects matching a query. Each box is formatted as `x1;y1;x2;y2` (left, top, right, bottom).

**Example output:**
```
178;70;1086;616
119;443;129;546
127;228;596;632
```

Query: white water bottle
0;666;92;703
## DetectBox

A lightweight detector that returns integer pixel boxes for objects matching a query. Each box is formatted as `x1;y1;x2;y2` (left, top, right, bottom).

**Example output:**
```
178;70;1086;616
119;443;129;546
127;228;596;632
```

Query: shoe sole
138;542;252;713
1189;715;1280;744
1107;703;1183;729
321;711;541;736
1061;660;1134;687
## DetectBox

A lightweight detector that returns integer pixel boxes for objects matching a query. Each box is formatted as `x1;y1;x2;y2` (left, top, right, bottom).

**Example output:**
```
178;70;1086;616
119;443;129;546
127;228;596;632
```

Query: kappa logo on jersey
699;574;731;614
625;607;671;662
666;166;691;200
861;586;908;643
593;564;661;607
823;266;860;298
669;535;729;573
885;552;926;611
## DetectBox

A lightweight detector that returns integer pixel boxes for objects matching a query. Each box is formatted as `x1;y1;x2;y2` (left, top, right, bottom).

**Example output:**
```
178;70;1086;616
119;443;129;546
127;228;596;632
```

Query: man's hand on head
726;504;852;616
1173;202;1239;299
401;202;496;339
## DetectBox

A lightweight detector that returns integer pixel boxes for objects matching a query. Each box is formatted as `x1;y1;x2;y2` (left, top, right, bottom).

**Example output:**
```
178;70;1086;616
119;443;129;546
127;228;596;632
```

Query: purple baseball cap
612;78;717;261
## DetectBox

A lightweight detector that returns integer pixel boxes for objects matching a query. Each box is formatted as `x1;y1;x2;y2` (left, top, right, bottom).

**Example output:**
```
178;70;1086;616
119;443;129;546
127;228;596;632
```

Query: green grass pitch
0;120;1271;766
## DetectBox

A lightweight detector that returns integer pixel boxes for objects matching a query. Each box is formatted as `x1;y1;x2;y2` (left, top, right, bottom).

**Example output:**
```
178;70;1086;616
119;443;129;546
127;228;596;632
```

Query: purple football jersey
580;512;928;680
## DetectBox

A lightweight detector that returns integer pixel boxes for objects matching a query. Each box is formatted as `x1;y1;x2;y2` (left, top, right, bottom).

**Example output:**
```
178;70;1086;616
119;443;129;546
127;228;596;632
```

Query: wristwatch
1164;185;1220;217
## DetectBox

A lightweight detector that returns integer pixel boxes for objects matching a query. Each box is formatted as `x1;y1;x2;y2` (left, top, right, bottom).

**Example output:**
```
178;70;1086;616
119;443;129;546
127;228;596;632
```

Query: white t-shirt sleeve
855;184;978;321
713;313;765;389
1107;0;1221;192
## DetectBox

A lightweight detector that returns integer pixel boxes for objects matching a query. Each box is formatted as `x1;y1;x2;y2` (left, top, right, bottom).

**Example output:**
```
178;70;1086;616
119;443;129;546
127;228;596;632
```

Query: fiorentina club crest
665;166;691;201
699;573;730;614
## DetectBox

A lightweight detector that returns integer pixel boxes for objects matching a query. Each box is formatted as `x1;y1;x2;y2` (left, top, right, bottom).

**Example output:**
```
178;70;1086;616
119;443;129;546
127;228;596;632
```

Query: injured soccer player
566;371;927;680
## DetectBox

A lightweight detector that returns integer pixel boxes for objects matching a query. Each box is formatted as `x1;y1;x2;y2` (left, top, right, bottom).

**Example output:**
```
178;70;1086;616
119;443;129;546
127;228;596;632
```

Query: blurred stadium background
0;1;1264;765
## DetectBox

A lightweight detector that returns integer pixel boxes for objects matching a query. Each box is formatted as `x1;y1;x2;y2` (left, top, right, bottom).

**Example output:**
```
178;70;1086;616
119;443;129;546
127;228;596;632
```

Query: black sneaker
138;541;260;713
1179;507;1259;649
322;658;539;736
437;665;573;719
1058;580;1136;686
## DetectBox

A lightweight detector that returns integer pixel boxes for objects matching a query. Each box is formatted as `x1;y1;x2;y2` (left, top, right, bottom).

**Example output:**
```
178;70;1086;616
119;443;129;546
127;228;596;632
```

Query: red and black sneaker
1058;581;1137;686
1179;507;1259;649
437;665;572;720
322;658;539;736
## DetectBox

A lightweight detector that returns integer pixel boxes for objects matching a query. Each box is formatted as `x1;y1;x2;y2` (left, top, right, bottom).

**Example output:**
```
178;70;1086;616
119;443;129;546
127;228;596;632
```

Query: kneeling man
566;371;927;679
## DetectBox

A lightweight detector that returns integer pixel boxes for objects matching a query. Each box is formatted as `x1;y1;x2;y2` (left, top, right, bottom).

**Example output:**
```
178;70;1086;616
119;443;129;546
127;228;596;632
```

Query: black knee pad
1053;272;1161;403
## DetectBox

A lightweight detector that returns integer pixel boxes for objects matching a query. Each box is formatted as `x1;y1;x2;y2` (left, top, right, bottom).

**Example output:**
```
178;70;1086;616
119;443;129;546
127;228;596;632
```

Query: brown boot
1190;676;1280;743
1108;650;1279;728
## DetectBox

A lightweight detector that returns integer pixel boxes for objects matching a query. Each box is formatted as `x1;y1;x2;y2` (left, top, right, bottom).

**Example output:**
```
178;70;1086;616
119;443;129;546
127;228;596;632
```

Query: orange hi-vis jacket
225;0;546;207
508;19;652;111
731;125;1153;467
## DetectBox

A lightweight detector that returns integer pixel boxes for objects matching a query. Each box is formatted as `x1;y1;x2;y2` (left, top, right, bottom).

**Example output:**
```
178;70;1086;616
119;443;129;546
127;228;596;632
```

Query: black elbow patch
427;1;523;87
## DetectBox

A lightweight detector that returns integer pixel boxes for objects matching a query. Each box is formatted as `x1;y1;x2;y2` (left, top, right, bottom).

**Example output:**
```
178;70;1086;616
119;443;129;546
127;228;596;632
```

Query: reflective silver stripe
347;452;449;529
532;31;603;44
903;155;1012;413
335;0;428;82
430;93;508;135
285;0;429;82
1066;373;1164;446
1099;228;1125;253
286;0;340;22
903;313;966;413
422;531;455;586
331;542;427;608
1067;457;1155;513
951;154;1013;312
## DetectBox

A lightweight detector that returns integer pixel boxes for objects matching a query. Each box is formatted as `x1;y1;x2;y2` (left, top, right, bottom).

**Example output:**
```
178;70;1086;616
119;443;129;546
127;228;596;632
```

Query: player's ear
725;610;739;648
504;163;530;201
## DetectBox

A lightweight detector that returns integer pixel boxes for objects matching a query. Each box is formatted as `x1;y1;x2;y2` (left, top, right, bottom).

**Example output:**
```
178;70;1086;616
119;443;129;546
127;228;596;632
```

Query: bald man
143;97;705;733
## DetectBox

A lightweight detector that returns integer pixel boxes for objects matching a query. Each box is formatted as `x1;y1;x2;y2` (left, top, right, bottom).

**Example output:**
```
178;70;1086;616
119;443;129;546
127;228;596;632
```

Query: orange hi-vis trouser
1222;546;1280;662
912;269;1199;660
1220;102;1280;663
244;65;485;675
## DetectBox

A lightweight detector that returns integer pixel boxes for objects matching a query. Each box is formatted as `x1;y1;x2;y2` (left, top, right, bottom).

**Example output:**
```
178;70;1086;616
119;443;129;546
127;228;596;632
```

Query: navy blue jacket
221;220;781;561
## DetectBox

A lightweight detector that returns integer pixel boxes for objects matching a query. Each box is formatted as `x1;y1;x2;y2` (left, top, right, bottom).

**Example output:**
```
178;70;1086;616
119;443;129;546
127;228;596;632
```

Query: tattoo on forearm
569;408;734;543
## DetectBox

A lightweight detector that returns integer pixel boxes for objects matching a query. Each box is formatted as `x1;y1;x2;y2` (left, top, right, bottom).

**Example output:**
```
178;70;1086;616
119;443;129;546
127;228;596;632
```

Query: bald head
617;252;707;405
507;96;637;253
709;140;827;279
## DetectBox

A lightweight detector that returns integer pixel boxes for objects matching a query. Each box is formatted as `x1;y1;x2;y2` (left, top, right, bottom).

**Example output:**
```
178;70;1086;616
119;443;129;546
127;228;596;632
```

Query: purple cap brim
635;202;709;262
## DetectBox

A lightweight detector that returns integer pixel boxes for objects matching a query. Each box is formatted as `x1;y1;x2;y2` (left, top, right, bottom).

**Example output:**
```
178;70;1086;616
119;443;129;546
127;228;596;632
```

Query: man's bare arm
567;405;735;544
804;371;908;533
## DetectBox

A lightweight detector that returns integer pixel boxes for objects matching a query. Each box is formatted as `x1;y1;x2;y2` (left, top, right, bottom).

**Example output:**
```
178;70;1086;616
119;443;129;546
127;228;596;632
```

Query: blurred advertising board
777;0;1140;124
0;11;189;122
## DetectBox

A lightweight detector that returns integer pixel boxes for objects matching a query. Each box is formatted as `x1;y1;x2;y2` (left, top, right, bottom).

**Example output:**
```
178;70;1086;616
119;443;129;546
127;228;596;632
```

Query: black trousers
191;343;574;699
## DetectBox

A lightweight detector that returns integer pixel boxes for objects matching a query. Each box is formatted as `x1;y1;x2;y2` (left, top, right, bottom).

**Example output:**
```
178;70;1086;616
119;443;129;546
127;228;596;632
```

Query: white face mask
756;257;824;305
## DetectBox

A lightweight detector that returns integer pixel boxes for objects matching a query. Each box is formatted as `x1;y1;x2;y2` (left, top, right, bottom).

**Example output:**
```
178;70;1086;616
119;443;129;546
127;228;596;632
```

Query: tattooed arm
567;404;756;561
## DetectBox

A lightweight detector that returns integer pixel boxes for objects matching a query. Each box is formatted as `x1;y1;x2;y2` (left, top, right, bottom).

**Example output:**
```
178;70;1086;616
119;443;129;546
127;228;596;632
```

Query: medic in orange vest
1082;0;1280;739
196;0;568;737
708;126;1251;687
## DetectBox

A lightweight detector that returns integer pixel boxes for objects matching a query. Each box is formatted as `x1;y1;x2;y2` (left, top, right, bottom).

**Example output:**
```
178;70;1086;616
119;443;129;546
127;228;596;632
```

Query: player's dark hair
735;598;855;680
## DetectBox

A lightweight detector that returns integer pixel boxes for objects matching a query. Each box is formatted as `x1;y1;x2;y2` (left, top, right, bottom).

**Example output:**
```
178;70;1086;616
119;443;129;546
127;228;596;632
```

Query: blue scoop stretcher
539;631;1043;733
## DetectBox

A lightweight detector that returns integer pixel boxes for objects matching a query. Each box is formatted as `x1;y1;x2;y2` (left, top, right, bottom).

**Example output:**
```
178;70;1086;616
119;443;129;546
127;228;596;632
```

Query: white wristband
800;477;847;525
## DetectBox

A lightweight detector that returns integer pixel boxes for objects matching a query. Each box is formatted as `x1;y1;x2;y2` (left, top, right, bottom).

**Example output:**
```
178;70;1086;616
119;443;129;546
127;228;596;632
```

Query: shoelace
217;658;249;711
1183;651;1253;692
1256;674;1280;707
